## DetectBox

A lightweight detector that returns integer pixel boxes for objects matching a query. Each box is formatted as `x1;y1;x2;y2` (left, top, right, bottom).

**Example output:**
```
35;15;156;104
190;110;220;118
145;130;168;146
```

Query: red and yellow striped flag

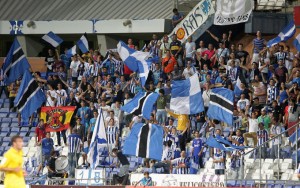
40;106;76;132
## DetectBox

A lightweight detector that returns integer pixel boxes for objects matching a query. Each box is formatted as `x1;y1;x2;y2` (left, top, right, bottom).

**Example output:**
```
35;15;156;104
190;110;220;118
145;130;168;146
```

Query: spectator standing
171;151;189;174
284;99;300;136
170;34;183;68
191;131;205;168
269;117;282;159
213;148;225;175
70;55;80;84
37;132;54;176
45;49;55;76
172;8;184;28
258;108;271;132
0;68;8;98
159;35;170;59
67;128;83;178
256;122;268;159
244;112;259;147
252;31;265;63
156;89;167;125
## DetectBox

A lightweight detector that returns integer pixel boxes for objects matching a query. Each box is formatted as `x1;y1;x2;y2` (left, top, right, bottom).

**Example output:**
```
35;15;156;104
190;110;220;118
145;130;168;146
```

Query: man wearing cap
258;107;271;132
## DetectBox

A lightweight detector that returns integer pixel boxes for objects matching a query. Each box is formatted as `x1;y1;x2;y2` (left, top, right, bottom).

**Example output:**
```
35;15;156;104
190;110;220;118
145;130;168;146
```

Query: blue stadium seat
2;137;11;142
2;142;9;147
0;132;7;137
9;132;18;137
30;127;36;132
20;127;29;132
0;99;4;103
8;113;17;118
11;118;19;123
28;132;35;137
0;113;7;118
1;127;10;132
4;146;10;151
0;108;9;113
10;122;19;127
2;118;11;123
0;122;10;127
2;103;9;108
11;127;20;132
3;99;9;103
23;137;30;143
19;132;27;137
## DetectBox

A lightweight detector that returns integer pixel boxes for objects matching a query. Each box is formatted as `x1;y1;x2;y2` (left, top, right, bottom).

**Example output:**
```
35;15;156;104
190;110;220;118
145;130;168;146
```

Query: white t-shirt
248;118;259;133
185;42;196;58
46;90;57;107
70;60;80;77
237;99;250;110
160;42;170;58
182;68;195;79
202;90;211;107
162;147;174;161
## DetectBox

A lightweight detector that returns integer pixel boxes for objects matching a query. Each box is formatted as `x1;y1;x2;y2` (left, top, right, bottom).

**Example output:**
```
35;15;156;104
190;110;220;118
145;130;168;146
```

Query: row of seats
257;0;285;10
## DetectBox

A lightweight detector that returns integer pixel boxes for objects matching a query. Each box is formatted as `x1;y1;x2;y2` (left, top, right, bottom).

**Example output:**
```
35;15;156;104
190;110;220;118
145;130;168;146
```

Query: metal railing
229;122;300;187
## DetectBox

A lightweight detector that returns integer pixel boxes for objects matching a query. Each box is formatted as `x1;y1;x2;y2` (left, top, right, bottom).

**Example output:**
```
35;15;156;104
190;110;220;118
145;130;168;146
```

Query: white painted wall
0;19;167;35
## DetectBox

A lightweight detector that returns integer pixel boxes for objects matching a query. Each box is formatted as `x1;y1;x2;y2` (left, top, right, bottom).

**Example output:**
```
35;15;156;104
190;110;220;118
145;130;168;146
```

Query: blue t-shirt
192;138;203;157
140;177;153;186
42;138;54;155
89;118;96;132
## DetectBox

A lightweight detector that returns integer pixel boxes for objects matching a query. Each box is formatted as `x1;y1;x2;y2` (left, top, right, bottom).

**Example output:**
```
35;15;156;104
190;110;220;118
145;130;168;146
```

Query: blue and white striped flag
77;33;89;53
289;128;300;147
170;74;204;114
87;110;107;168
123;123;163;161
267;21;296;47
293;34;300;52
3;38;30;84
66;45;76;58
117;41;155;86
121;91;159;120
42;31;63;47
207;87;234;125
14;71;46;120
234;76;242;97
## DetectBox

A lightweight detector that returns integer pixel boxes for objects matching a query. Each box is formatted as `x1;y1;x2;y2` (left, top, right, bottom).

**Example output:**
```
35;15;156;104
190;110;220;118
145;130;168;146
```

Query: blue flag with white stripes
87;110;107;168
42;31;63;47
121;91;159;120
117;41;158;86
207;87;234;125
3;38;30;84
66;45;77;58
123;123;163;161
289;128;300;147
170;74;204;114
206;136;245;152
14;71;46;120
77;33;89;53
267;21;296;47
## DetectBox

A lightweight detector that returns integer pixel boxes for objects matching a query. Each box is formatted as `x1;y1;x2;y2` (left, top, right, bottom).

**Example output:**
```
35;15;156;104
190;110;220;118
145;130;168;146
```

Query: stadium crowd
2;28;300;181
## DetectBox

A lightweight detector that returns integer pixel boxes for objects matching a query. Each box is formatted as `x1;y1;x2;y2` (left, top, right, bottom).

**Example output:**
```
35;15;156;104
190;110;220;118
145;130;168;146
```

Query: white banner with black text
214;0;254;25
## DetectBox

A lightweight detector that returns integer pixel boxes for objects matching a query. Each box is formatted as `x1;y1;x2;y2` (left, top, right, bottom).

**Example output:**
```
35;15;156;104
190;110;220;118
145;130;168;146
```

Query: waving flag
207;87;234;125
42;31;63;47
77;33;89;53
2;38;30;84
267;21;296;47
14;71;46;120
123;123;163;161
293;34;300;52
289;128;300;147
40;106;76;132
170;74;204;114
117;41;157;86
234;76;242;97
87;110;107;168
121;91;159;120
66;45;77;58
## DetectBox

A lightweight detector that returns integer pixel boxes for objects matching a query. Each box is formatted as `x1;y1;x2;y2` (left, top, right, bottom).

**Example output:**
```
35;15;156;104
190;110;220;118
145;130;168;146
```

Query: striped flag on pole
42;31;63;47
